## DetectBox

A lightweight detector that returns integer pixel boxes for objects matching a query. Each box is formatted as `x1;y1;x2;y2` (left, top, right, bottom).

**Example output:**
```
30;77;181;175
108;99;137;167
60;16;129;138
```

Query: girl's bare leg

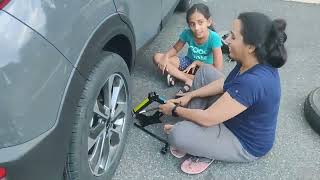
166;59;193;86
153;53;193;86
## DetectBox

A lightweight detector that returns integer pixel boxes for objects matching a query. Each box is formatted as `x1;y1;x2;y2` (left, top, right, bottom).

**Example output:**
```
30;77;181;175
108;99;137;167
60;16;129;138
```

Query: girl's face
226;19;251;61
188;11;212;39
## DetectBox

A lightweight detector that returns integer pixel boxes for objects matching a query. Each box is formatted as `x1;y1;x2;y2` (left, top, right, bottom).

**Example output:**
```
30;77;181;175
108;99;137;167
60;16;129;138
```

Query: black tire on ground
304;87;320;135
65;52;132;180
177;0;192;12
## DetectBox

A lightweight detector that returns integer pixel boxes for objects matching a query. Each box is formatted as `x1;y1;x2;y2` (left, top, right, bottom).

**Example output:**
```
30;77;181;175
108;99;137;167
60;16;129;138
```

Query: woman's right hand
169;93;192;107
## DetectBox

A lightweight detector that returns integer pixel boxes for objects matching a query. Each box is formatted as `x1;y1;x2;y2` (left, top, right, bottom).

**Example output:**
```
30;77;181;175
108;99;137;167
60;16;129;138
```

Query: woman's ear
248;45;256;53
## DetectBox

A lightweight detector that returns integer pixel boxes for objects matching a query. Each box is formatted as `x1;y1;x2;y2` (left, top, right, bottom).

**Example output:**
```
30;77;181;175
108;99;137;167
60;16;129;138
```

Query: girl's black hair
186;3;216;31
238;12;287;68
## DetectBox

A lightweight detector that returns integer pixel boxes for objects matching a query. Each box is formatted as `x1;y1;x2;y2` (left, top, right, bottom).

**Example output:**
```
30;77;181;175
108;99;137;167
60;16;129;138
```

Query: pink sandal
181;156;214;175
170;146;186;158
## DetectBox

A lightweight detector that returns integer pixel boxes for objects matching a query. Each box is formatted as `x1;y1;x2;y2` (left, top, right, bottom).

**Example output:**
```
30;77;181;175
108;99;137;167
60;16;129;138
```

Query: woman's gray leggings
168;65;258;162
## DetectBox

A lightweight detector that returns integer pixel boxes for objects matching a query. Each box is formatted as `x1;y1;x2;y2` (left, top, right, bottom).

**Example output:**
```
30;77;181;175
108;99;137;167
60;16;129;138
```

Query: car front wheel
65;52;131;180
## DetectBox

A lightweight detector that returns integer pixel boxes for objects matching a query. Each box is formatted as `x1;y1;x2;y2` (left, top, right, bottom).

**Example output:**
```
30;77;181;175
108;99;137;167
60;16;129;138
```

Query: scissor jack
132;92;169;154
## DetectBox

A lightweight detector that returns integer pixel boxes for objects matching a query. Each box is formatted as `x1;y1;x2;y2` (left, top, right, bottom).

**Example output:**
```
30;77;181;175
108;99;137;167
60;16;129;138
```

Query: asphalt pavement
113;0;320;179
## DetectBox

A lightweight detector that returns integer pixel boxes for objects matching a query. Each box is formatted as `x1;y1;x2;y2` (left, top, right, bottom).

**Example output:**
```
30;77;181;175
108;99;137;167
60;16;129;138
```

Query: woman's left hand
159;101;176;116
170;94;192;107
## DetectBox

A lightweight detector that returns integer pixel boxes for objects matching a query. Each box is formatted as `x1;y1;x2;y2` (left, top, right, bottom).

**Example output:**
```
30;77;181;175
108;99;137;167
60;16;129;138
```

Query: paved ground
285;0;320;4
113;0;320;179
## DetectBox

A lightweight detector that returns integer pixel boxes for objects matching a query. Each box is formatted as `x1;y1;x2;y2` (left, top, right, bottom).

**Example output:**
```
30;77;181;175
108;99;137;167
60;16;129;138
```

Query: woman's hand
159;101;176;116
169;94;192;107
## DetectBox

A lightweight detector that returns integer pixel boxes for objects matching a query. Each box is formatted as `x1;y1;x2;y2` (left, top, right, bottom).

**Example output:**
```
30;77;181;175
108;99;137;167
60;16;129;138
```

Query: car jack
132;92;169;154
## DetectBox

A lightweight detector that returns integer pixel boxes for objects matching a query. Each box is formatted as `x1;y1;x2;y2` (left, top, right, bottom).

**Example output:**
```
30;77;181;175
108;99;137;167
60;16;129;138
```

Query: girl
160;12;287;174
153;3;223;96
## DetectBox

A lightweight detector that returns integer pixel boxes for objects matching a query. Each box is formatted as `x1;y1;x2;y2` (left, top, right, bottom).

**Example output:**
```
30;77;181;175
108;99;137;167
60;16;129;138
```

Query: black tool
132;92;169;154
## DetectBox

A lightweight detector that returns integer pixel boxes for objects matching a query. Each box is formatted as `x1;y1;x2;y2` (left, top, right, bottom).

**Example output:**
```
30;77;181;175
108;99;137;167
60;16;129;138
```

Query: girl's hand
158;58;168;74
183;61;202;74
159;101;176;116
158;61;168;74
158;54;169;74
183;63;196;74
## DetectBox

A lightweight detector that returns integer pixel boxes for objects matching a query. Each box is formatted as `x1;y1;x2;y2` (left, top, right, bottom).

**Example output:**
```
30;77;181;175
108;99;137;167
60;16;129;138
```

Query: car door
113;0;162;50
161;0;179;20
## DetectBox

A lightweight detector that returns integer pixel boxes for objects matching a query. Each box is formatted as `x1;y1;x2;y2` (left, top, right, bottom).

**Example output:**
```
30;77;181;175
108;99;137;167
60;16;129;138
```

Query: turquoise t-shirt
179;28;222;64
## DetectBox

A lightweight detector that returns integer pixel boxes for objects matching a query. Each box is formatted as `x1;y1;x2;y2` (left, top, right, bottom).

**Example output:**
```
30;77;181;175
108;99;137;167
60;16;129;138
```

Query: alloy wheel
87;73;128;176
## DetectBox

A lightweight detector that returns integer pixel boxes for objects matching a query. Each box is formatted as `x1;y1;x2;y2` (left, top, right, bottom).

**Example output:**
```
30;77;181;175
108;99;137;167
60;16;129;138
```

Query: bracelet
171;105;179;117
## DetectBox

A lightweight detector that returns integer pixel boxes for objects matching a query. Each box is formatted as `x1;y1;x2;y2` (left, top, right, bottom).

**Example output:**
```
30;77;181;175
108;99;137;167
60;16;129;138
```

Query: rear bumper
0;127;65;180
0;9;89;180
0;67;86;180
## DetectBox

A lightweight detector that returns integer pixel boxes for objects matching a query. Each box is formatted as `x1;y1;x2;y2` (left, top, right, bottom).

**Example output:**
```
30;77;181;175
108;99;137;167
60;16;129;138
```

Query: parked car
0;0;192;179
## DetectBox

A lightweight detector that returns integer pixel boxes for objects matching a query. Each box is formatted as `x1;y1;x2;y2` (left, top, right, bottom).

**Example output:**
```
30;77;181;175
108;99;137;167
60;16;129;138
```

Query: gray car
0;0;192;179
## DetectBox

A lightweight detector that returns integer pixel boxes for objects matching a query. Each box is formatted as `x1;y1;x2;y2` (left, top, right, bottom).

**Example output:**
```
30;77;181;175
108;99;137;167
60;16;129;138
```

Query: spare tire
304;87;320;135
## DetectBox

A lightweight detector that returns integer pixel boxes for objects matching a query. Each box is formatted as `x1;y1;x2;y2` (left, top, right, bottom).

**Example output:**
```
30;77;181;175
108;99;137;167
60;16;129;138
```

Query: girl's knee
153;52;163;64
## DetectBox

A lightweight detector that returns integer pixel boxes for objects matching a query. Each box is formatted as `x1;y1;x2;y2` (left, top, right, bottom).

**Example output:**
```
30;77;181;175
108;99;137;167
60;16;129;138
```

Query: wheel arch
75;13;136;78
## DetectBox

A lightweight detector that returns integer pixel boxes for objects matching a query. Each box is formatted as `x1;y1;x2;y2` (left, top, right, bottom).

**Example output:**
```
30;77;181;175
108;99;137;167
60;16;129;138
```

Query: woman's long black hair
238;12;287;68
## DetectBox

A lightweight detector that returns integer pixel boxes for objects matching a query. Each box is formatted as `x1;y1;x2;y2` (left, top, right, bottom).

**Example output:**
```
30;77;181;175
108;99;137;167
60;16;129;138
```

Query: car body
0;0;191;179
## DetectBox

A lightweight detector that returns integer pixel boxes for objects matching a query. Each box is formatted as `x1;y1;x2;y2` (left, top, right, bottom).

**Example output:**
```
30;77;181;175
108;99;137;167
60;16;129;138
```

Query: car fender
75;13;136;78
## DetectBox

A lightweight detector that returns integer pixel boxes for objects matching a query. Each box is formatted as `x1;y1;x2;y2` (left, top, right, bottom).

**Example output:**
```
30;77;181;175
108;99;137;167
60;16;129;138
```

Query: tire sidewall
67;52;132;180
304;87;320;135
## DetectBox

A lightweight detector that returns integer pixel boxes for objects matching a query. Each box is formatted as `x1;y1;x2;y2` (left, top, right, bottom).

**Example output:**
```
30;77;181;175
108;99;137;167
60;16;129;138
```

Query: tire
177;0;192;12
65;52;132;180
304;87;320;135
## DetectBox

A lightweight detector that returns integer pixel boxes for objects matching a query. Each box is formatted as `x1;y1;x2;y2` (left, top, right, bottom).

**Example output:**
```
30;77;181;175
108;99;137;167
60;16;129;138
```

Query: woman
159;12;287;175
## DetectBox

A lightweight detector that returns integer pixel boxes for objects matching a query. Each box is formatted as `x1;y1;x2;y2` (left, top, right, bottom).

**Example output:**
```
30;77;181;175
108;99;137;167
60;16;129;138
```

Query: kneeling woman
159;12;287;175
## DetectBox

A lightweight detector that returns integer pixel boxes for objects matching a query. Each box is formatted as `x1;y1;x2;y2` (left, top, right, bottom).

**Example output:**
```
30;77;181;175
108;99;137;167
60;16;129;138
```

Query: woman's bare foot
164;124;174;134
